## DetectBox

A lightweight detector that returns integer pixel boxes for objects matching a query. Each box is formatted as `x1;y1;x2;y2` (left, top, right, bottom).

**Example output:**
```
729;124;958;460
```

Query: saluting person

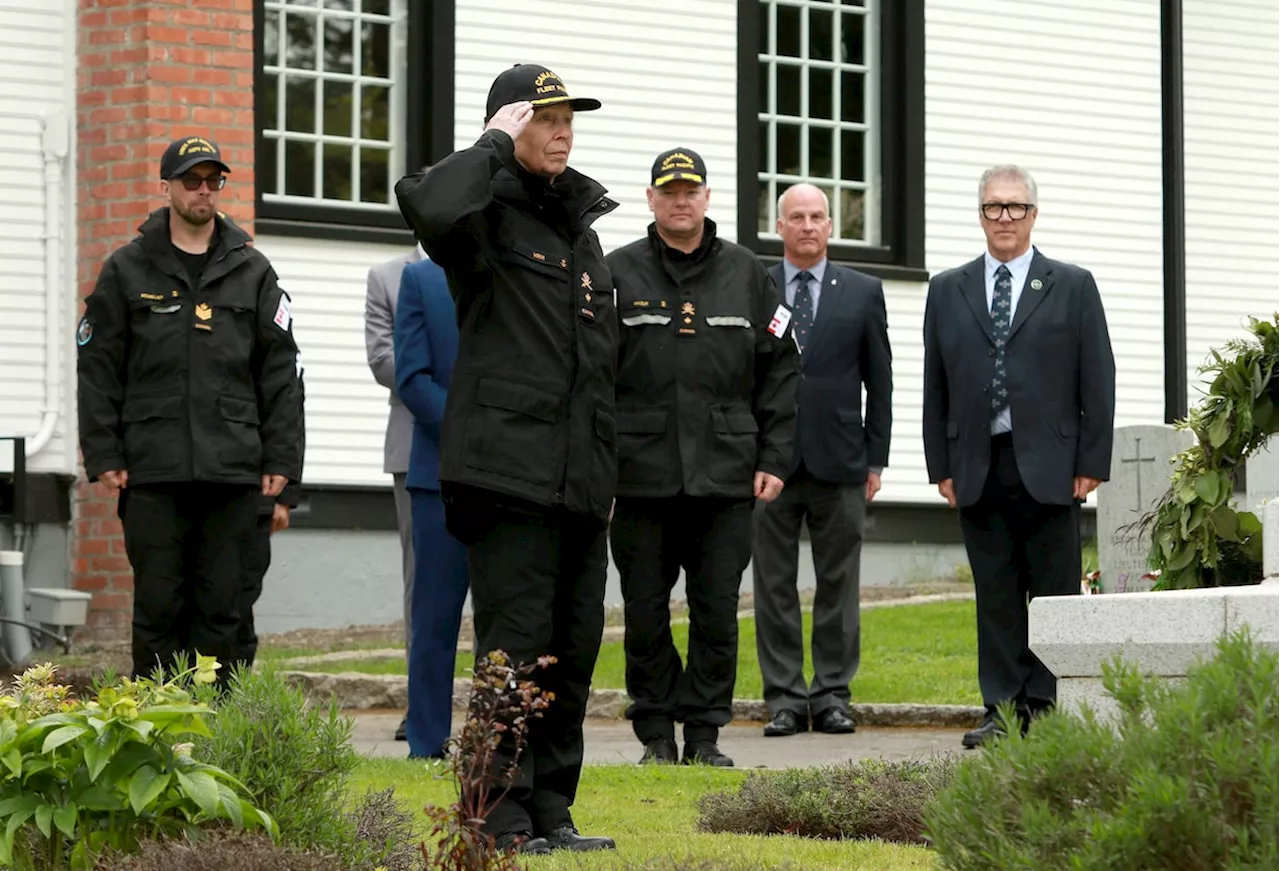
394;64;618;855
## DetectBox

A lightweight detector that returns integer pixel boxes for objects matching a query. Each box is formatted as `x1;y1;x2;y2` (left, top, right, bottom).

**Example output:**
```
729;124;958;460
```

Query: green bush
189;662;417;871
696;757;956;844
924;630;1279;870
0;659;275;871
92;831;354;871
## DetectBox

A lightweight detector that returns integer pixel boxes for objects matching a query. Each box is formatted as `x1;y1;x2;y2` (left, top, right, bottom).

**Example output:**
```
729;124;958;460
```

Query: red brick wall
73;0;256;637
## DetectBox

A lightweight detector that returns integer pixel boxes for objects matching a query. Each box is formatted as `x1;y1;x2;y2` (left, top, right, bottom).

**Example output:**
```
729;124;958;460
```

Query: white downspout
24;110;69;458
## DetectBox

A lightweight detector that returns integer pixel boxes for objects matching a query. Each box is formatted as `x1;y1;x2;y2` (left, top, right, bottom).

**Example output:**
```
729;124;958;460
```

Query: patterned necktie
989;265;1013;420
792;270;815;353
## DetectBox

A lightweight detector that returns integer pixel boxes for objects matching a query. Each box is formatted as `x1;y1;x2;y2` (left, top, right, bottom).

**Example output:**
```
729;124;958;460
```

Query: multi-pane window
756;0;880;246
261;0;408;210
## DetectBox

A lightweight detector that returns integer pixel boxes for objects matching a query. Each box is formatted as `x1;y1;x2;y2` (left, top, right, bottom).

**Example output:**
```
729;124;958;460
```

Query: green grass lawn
349;758;937;870
305;600;981;707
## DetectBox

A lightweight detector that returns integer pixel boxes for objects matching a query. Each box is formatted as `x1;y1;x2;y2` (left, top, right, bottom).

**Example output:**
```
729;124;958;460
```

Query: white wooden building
0;0;1275;609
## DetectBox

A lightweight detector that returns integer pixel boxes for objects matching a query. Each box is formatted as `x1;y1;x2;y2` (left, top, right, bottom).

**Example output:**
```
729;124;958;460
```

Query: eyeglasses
174;175;227;192
981;203;1034;221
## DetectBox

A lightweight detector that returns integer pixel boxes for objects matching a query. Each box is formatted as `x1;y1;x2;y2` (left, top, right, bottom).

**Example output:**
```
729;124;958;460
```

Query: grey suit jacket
365;249;419;474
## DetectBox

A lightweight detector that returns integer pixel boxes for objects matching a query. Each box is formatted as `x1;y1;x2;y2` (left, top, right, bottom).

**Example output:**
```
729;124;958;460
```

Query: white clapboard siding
453;0;740;252
875;0;1167;506
1182;0;1279;404
0;1;75;475
251;236;412;487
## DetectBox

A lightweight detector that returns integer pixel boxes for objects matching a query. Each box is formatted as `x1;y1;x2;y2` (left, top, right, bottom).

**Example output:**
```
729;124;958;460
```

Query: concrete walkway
348;710;966;769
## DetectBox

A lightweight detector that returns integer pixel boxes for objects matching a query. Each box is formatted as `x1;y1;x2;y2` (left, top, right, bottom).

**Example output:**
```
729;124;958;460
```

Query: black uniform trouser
232;512;273;672
119;482;259;683
958;433;1081;712
442;483;607;840
610;494;754;745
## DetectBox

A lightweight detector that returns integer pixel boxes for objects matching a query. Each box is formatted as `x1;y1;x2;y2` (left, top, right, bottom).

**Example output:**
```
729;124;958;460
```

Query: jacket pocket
466;378;562;485
495;242;571;279
1059;419;1080;438
122;394;185;473
708;405;758;486
590;408;618;512
216;393;262;475
946;420;959;440
616;406;670;487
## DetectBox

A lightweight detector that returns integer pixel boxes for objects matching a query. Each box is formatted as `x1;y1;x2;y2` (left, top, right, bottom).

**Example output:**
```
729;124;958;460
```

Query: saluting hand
754;472;785;503
485;101;534;141
262;474;287;497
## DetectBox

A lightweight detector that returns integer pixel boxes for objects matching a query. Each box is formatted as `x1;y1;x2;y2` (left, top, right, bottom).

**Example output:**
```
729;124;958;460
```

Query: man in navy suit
923;165;1115;748
394;253;469;760
751;183;893;738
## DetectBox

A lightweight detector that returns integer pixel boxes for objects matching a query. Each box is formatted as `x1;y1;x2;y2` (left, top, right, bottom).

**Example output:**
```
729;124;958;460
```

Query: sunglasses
174;174;227;192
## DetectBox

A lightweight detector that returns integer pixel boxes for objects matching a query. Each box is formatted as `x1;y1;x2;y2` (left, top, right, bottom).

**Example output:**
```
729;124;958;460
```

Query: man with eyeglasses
922;164;1115;748
77;136;305;687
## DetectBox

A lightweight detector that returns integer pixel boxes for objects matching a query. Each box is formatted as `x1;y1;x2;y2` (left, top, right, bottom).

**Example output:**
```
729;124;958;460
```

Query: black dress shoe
961;715;1007;749
813;707;856;734
639;737;679;765
394;716;407;742
543;825;616;852
682;741;734;767
494;832;551;855
763;709;807;737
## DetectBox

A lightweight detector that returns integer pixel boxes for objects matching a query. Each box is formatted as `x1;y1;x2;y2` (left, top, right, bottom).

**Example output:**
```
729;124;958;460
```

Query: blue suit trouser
406;488;470;758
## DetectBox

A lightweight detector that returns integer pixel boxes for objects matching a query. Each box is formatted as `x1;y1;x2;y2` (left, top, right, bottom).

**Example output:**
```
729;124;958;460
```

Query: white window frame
261;0;409;211
756;0;881;246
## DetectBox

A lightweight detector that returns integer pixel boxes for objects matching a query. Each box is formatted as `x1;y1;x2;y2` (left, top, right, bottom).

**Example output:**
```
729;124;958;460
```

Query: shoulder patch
766;304;792;338
272;294;292;331
76;317;93;346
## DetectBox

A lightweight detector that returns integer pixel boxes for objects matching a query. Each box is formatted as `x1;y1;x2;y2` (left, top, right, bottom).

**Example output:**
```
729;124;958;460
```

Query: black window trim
251;0;455;244
736;0;927;283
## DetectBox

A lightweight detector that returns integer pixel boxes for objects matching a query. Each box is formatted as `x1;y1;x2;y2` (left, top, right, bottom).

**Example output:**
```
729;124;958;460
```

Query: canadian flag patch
273;294;292;331
766;304;792;338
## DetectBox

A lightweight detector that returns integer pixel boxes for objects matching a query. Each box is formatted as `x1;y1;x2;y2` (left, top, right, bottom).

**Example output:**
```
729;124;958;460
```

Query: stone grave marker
1245;435;1278;511
1096;425;1193;593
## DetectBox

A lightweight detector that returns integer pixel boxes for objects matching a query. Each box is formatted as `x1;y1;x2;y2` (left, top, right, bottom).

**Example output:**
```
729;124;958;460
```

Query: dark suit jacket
770;261;892;484
394;257;458;492
922;247;1116;508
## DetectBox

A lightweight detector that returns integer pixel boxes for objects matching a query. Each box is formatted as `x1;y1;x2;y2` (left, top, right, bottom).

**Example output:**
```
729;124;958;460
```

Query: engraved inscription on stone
1096;425;1193;594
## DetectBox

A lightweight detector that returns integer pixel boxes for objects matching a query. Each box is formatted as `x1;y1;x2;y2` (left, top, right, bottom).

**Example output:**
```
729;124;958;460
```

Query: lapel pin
1030;278;1043;290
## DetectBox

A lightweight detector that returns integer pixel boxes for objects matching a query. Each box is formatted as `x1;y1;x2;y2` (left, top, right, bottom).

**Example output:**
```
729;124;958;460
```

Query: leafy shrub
92;831;354;871
420;650;554;871
347;787;421;871
924;630;1279;870
188;662;415;870
696;757;955;845
0;659;275;871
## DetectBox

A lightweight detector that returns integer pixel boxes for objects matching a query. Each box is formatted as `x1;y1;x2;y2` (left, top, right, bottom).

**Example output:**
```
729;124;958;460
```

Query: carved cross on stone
1122;437;1158;507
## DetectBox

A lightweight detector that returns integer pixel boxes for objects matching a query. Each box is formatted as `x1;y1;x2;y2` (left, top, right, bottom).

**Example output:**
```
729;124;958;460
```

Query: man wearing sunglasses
77;136;305;688
922;164;1116;748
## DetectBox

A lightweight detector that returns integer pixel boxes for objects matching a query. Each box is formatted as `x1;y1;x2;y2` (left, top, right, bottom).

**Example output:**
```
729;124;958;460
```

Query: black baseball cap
159;135;231;179
484;64;602;123
651;148;707;187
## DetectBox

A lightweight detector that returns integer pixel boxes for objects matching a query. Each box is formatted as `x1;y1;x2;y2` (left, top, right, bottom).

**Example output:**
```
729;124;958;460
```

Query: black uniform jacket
77;208;304;488
606;220;800;499
394;130;621;524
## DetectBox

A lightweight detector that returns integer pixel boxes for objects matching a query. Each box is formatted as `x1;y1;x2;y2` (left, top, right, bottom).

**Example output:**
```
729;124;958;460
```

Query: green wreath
1134;314;1278;589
